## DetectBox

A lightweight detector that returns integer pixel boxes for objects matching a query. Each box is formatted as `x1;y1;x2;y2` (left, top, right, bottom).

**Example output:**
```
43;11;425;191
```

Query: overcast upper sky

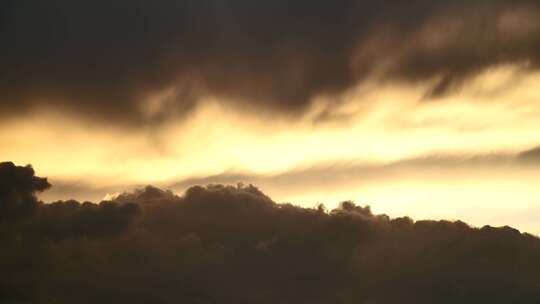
2;0;540;234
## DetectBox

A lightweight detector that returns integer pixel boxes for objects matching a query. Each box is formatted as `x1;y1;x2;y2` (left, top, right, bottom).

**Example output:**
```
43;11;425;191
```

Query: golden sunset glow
4;1;540;301
2;66;540;234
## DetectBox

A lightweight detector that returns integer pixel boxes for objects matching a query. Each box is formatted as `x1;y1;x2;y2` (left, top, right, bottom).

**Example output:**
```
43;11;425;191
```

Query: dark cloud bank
2;161;540;303
2;0;540;124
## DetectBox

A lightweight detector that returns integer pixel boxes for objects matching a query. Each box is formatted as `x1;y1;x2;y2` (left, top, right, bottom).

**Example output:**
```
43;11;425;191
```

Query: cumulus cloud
0;161;50;219
1;162;540;303
113;185;179;203
1;0;540;124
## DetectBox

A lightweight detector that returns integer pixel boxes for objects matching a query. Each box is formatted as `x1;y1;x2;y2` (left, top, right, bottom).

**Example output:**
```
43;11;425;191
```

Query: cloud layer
2;161;540;303
2;0;540;124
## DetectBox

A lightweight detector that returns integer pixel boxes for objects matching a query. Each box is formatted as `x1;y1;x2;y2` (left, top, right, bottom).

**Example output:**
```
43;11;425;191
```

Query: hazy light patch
255;165;540;235
140;87;178;119
361;179;540;236
103;192;121;201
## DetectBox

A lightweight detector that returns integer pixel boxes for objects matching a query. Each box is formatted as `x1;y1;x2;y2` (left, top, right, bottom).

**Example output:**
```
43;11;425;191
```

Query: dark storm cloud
1;0;540;124
0;161;50;219
2;162;540;303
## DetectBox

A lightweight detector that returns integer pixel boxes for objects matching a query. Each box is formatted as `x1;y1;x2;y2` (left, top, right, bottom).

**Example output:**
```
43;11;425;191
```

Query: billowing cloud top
1;161;540;303
2;0;540;124
0;161;50;219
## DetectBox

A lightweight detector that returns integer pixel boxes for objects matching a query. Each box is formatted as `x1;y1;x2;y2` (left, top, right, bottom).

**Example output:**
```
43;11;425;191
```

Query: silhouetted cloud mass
0;162;50;219
2;1;540;124
1;161;540;303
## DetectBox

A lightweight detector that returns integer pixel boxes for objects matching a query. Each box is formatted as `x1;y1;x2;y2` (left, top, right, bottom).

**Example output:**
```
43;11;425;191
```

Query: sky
2;0;540;234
